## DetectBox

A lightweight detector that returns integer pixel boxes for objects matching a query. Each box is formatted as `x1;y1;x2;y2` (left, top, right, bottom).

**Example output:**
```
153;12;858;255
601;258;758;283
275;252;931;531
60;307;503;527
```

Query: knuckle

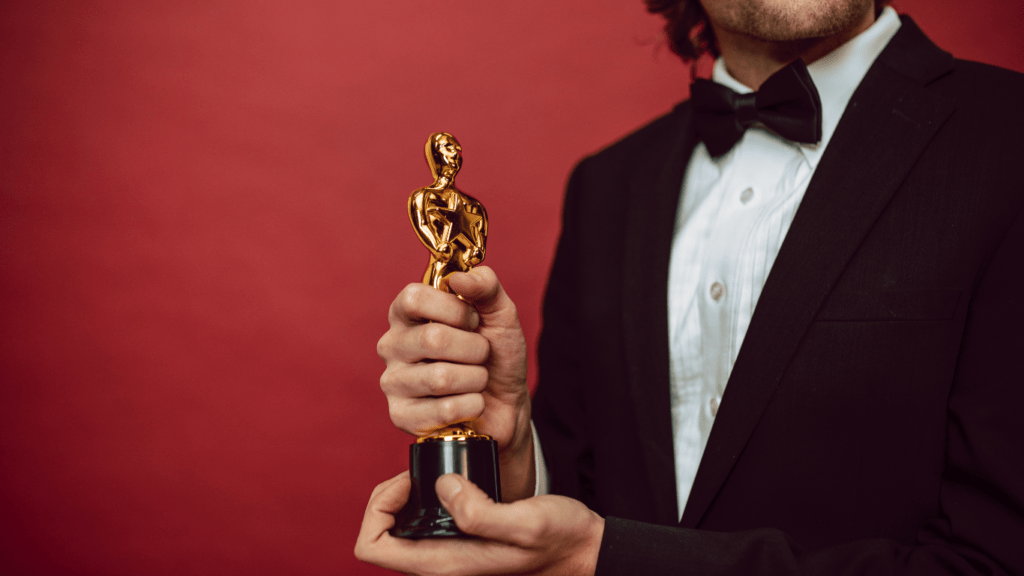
353;538;376;563
375;333;392;360
499;306;519;330
439;398;461;424
387;398;404;425
368;481;388;501
398;285;422;314
427;364;452;395
353;541;365;561
379;369;394;394
420;323;450;353
457;500;481;534
521;513;549;543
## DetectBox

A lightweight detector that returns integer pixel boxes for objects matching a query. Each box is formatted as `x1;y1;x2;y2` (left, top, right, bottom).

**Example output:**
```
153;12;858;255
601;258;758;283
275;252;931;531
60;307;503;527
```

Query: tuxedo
532;16;1024;575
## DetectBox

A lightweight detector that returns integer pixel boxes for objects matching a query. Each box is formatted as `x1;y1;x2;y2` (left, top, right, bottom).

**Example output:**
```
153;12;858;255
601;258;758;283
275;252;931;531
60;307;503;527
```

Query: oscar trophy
391;132;501;539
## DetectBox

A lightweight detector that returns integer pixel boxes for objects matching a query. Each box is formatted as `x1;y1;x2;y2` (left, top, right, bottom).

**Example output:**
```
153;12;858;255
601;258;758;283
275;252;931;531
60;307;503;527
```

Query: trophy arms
459;194;488;267
408;188;454;260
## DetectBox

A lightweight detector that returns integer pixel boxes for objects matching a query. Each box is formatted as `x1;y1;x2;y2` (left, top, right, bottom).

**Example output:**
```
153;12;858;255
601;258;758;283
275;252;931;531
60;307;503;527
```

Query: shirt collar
711;6;902;168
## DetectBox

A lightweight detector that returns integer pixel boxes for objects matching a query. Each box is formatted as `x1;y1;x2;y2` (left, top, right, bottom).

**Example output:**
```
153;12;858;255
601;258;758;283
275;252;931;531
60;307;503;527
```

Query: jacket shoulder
949;59;1024;88
930;59;1024;142
941;59;1024;106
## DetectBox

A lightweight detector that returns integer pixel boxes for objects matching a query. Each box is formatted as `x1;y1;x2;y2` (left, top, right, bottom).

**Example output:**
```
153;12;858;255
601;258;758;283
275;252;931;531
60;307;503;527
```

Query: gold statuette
392;133;501;539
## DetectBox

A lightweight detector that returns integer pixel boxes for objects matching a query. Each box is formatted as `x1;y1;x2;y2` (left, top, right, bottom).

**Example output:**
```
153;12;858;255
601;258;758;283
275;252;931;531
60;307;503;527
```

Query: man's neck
714;9;876;90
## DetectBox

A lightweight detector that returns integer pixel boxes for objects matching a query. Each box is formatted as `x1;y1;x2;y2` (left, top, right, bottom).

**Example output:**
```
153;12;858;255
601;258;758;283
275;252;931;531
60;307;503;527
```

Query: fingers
354;471;410;563
365;471;410;516
436;474;544;547
382;362;489;399
378;269;528;456
387;389;487;436
378;282;498;438
389;283;480;330
356;472;525;575
357;472;604;576
378;322;490;365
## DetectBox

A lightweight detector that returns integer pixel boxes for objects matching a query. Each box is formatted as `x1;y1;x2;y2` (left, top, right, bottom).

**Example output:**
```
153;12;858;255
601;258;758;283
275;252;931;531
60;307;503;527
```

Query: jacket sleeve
531;157;597;505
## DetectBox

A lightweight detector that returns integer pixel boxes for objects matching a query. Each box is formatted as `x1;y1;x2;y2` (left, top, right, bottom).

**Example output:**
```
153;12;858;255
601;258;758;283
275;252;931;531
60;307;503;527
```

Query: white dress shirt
533;8;903;506
667;7;901;517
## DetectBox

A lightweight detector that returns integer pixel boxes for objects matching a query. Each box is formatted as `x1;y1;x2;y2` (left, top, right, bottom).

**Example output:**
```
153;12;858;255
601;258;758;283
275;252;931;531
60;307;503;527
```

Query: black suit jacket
532;16;1024;575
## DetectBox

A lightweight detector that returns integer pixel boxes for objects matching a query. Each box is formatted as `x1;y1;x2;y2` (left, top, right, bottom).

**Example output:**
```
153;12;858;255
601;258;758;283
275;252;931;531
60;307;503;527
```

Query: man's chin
711;0;875;44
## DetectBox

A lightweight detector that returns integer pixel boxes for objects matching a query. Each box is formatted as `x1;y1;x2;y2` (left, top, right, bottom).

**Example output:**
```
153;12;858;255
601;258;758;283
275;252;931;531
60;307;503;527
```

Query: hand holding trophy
361;136;585;572
391;132;502;539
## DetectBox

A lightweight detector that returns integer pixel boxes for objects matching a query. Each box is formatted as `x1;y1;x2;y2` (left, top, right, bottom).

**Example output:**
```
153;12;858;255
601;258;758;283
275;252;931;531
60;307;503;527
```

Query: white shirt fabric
667;7;901;517
533;7;903;505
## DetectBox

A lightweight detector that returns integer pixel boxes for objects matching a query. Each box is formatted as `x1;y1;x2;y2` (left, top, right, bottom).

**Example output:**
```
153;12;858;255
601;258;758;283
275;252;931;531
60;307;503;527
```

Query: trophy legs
392;435;501;539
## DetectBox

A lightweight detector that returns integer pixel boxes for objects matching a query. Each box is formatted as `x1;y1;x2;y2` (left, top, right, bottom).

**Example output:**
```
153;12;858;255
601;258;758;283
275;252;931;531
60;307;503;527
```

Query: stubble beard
712;0;875;42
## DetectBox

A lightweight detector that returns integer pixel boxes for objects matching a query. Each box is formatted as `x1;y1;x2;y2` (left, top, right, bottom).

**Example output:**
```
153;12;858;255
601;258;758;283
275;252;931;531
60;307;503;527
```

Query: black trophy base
391;435;501;539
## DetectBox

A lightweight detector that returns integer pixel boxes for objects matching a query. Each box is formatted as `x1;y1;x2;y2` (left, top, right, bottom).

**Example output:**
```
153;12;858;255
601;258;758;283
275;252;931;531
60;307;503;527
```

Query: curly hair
644;0;892;61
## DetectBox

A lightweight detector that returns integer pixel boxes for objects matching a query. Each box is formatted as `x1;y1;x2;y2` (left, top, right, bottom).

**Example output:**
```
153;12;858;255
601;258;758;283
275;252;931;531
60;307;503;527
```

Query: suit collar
671;15;956;528
877;15;954;85
801;6;903;168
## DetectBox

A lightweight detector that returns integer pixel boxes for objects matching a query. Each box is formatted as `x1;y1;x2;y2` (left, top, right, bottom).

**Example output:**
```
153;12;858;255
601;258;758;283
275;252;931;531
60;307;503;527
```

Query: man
357;0;1024;573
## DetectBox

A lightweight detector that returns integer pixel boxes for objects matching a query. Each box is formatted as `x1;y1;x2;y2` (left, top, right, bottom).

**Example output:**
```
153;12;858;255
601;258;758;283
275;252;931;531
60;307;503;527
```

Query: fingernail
436;474;463;504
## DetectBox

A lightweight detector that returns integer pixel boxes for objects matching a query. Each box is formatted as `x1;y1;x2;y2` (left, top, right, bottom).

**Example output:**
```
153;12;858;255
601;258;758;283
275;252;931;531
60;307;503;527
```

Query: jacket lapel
621;105;699;525
680;17;956;528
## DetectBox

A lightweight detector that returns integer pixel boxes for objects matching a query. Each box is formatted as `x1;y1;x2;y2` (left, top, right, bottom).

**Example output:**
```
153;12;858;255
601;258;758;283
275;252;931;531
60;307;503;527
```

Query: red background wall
1;1;1021;574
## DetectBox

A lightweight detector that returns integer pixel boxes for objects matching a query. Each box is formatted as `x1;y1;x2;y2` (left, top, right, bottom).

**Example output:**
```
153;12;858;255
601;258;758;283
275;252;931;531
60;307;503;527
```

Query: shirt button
740;187;754;204
710;396;720;417
710;282;725;301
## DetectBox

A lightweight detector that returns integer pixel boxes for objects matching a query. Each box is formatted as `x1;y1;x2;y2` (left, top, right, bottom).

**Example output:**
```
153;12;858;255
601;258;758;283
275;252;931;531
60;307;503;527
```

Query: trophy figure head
426;132;462;182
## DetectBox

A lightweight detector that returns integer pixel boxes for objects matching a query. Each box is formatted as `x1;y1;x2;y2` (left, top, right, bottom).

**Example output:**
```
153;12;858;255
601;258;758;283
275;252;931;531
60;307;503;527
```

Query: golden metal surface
409;133;490;442
408;133;488;293
415;425;493;443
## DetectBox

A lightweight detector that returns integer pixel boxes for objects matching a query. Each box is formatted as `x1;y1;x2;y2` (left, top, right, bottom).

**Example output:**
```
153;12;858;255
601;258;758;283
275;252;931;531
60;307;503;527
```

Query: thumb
447;267;518;324
436;474;514;541
446;266;528;400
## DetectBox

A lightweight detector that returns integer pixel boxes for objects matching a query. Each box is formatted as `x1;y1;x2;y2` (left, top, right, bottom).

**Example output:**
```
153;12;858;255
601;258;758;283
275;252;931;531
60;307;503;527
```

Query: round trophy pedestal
391;435;501;539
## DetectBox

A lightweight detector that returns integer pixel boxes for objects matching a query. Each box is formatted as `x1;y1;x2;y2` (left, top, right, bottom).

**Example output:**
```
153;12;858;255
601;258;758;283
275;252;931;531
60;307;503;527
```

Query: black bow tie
690;59;823;157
